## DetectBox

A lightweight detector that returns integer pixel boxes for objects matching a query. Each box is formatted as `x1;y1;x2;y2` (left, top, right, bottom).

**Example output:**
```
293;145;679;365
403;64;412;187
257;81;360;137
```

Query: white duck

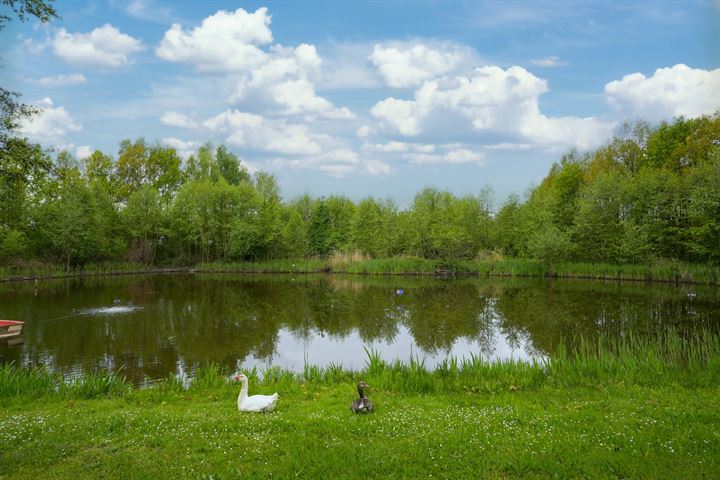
233;373;279;412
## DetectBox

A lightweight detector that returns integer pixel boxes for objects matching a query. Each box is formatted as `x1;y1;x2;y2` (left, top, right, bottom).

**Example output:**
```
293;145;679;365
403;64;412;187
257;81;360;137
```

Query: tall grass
345;256;441;274
0;261;154;281
327;250;369;271
197;259;328;274
550;328;720;387
2;330;718;401
0;364;131;402
3;256;717;284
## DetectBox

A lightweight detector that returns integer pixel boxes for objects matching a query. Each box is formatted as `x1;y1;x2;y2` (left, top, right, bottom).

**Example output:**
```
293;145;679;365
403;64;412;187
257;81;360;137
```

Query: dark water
1;274;718;385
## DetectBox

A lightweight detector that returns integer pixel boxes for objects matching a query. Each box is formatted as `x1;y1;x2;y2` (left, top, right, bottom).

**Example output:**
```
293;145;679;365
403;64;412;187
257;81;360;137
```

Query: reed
550;328;720;387
62;370;131;399
344;256;440;274
3;257;717;284
2;330;718;401
197;259;328;273
0;364;132;402
0;364;57;399
327;250;369;271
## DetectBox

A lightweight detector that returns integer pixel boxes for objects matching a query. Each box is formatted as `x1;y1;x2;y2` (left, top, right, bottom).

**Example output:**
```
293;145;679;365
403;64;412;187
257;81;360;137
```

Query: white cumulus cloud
229;43;353;120
202;109;321;156
364;159;392;176
605;64;720;120
161;111;199;129
370;43;469;88
403;148;485;165
370;97;422;136
161;137;201;159
156;7;272;72
161;9;352;120
53;24;145;68
19;97;82;147
371;65;614;150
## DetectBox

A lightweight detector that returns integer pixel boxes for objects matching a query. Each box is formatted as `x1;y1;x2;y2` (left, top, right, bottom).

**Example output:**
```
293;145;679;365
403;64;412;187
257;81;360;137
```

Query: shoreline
2;345;719;479
1;259;718;285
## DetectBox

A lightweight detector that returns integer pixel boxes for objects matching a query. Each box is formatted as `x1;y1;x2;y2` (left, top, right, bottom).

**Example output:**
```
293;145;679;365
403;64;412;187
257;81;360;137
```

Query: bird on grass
233;373;278;412
350;381;374;413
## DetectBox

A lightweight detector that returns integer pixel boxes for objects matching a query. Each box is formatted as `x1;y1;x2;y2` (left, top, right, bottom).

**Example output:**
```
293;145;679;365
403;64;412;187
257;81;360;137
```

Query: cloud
229;43;354;119
27;73;87;87
161;137;200;159
315;42;381;90
161;111;199;129
371;65;615;150
605;64;720;120
356;125;372;139
364;141;435;153
364;159;392;176
125;0;175;23
370;97;422;136
370;42;470;88
53;24;145;68
75;145;93;159
158;9;353;120
19;97;82;147
198;108;386;176
269;79;334;115
403;148;485;165
156;7;272;72
202;109;321;155
529;56;567;67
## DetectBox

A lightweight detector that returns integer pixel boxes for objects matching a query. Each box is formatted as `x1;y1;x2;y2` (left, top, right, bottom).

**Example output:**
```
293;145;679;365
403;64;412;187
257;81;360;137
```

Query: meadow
1;331;719;479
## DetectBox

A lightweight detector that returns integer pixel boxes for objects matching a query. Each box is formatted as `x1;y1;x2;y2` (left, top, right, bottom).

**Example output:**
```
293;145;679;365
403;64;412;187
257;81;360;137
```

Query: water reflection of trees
0;274;718;384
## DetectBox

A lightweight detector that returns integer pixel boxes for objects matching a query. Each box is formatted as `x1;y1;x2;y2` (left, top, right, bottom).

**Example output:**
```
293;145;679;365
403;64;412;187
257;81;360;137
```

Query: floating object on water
76;305;141;316
0;320;24;340
350;381;374;414
113;298;121;304
233;373;279;412
687;293;697;299
396;288;404;296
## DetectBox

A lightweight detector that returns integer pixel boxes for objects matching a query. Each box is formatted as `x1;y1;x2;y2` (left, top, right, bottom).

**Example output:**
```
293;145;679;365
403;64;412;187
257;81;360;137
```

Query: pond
1;274;718;385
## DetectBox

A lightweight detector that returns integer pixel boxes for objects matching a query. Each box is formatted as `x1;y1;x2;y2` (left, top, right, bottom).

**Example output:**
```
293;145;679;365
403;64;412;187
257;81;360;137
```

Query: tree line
0;114;718;269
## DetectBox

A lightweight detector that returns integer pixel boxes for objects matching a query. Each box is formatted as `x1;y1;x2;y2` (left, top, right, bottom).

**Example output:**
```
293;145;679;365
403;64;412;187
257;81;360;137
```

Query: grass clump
0;364;131;403
196;259;328;274
550;328;720;387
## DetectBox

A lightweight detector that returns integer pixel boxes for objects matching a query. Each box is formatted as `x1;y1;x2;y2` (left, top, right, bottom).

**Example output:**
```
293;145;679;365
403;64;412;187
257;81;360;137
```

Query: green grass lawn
2;332;719;479
1;383;719;479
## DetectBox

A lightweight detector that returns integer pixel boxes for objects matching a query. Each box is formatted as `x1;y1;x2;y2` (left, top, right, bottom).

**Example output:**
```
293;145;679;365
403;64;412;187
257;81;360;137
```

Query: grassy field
2;331;719;479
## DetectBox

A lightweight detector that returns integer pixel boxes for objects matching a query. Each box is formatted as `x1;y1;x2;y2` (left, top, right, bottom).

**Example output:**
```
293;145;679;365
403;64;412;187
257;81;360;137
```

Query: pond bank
3;332;719;478
2;257;718;285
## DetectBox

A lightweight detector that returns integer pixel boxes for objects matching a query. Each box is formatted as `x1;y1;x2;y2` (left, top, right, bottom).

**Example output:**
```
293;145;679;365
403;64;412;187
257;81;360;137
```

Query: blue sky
3;0;719;205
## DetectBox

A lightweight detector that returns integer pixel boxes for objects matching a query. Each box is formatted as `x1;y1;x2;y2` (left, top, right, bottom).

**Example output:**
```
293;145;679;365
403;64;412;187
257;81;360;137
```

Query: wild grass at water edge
2;256;718;284
2;329;718;405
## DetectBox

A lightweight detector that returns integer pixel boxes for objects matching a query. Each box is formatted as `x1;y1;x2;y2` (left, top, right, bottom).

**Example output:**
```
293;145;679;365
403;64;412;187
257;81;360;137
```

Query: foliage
0;115;718;270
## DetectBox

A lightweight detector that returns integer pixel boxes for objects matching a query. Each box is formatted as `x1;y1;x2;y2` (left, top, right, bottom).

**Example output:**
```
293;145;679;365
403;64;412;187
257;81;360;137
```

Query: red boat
0;320;24;339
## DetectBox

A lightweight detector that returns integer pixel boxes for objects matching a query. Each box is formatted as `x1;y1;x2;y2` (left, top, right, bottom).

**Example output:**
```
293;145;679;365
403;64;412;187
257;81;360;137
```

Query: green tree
309;199;331;257
32;153;103;270
123;186;165;264
351;197;384;256
215;145;250;185
527;224;573;268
